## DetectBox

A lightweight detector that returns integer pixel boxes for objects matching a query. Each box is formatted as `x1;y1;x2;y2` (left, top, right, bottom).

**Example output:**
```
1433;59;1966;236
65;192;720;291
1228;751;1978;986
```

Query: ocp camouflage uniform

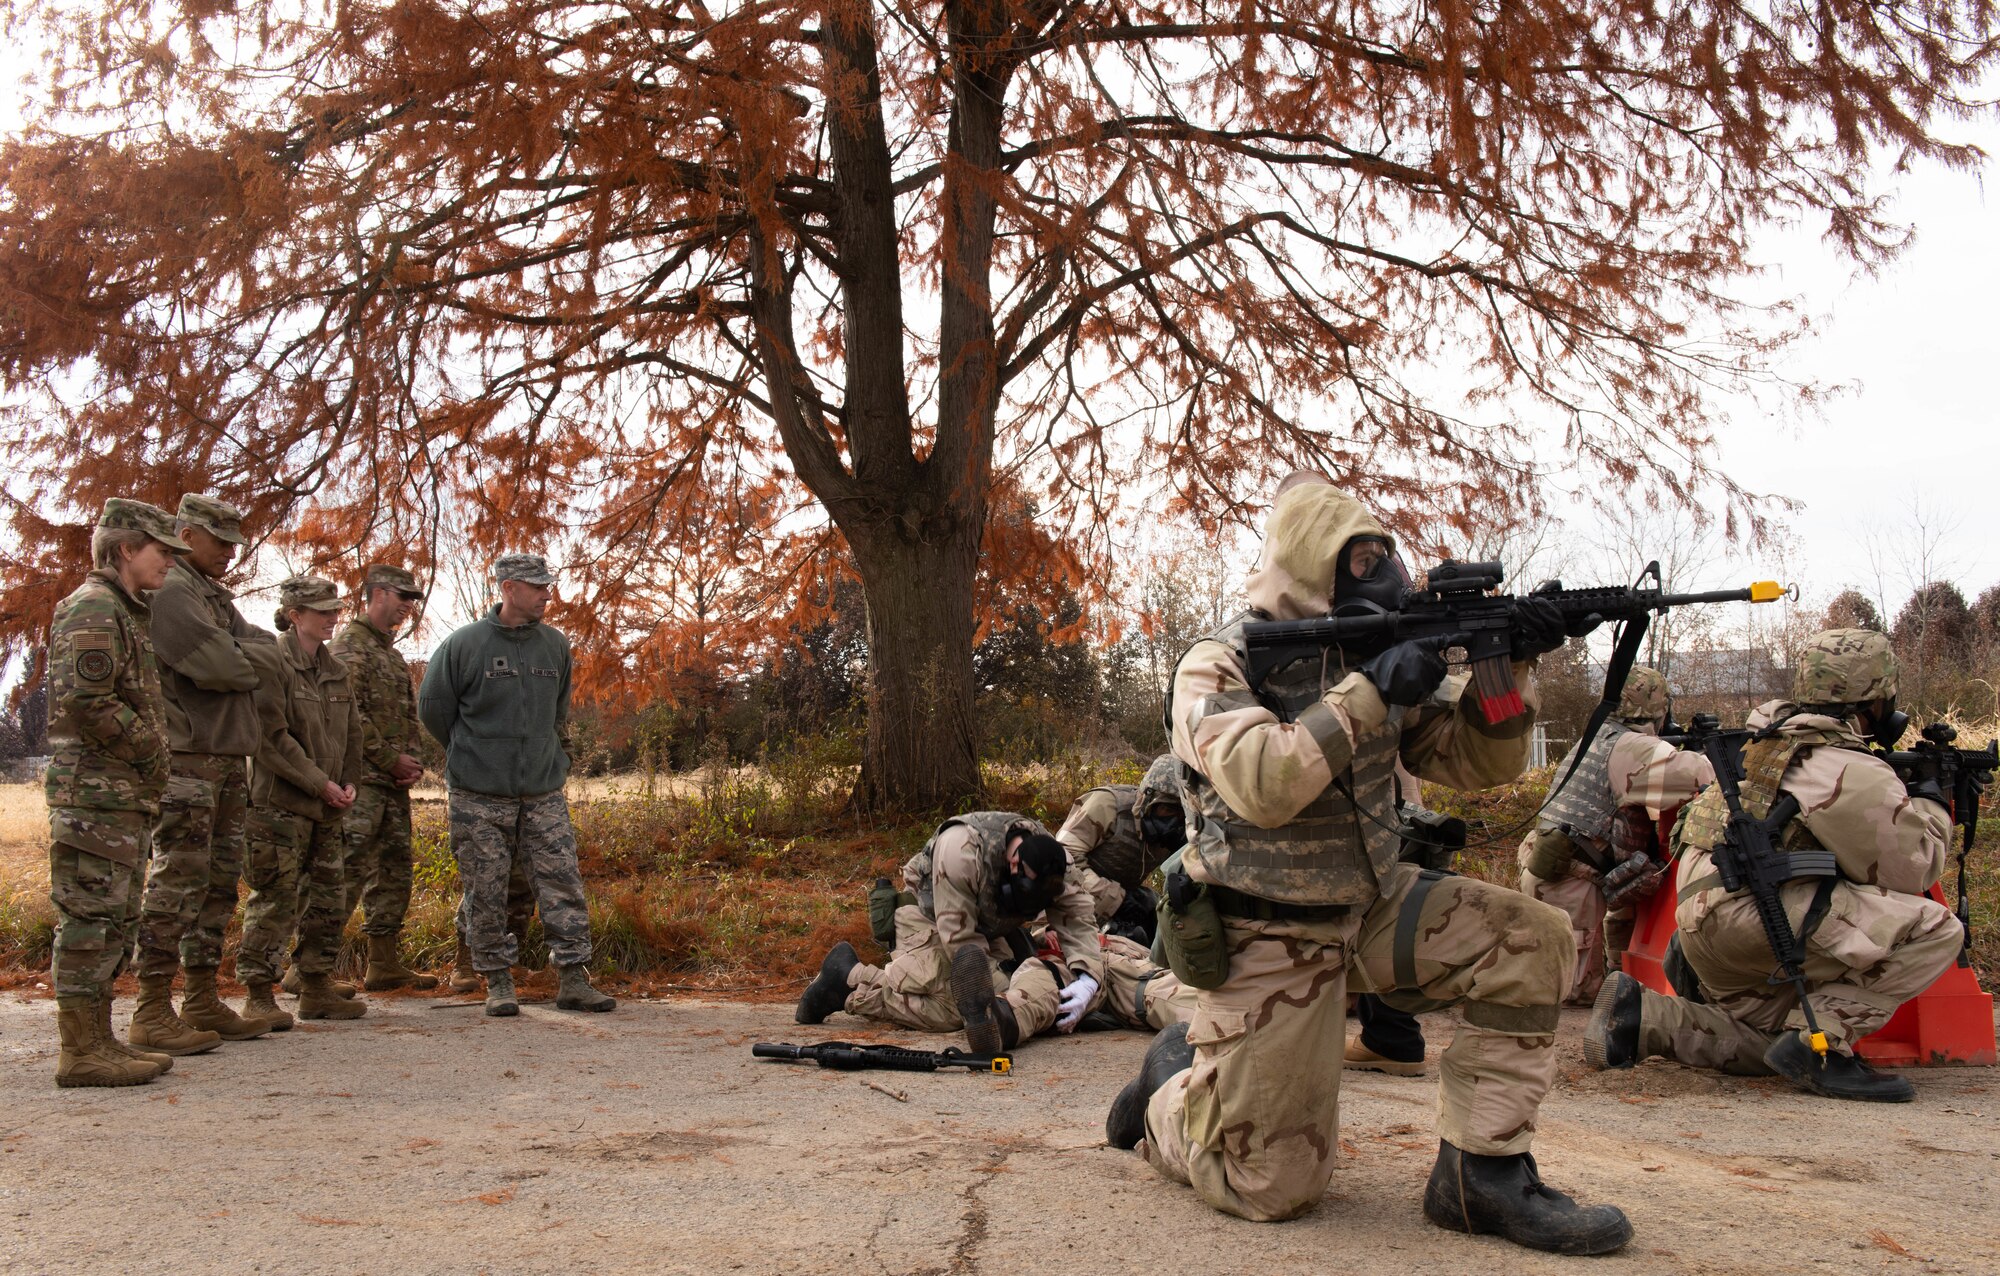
137;495;271;982
238;625;365;991
333;610;420;936
46;569;171;1004
1054;754;1181;919
838;813;1109;1039
1140;484;1572;1223
1516;668;1713;1004
1635;698;1959;1070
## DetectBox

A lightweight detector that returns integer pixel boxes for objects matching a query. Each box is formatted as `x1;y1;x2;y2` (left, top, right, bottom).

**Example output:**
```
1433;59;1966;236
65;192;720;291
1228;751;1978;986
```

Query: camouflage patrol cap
1792;628;1898;705
1616;667;1671;724
277;575;344;612
98;498;191;551
493;553;555;586
362;563;425;598
176;493;250;546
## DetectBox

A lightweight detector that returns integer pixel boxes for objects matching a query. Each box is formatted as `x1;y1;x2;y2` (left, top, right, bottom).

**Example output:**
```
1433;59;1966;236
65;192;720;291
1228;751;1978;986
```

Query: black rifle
1875;724;1997;965
752;1041;1013;1074
1700;733;1838;1056
1243;560;1786;727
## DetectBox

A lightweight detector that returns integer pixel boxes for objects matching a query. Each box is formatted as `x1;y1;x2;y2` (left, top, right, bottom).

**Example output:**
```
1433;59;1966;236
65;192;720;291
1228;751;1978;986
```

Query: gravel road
1;990;1994;1274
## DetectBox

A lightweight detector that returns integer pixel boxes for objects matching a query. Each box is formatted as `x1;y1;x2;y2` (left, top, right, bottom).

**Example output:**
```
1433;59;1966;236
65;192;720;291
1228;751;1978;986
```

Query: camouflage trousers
136;752;249;977
1518;856;1628;1007
1640;881;1964;1072
449;788;591;971
843;905;1069;1038
1142;864;1573;1222
238;806;347;984
1100;932;1199;1030
47;810;150;1004
340;783;415;935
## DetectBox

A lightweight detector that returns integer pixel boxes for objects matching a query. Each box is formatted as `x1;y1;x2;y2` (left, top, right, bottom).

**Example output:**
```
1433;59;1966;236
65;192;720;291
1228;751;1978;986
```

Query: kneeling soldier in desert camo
44;499;188;1087
1587;629;1964;1103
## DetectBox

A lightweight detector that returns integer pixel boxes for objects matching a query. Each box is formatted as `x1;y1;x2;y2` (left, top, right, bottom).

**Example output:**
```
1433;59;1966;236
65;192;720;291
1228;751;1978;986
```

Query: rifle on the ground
1875;724;1997;964
752;1041;1013;1074
1242;559;1787;726
1700;733;1837;1056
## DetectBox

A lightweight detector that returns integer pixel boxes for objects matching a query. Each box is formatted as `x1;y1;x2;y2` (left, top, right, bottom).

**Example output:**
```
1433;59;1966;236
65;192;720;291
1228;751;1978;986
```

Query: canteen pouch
1523;827;1577;881
867;878;913;949
1156;850;1229;990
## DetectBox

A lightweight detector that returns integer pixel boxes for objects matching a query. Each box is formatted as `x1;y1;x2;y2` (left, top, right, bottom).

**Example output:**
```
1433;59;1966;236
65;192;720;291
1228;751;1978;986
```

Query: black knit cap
1013;831;1066;883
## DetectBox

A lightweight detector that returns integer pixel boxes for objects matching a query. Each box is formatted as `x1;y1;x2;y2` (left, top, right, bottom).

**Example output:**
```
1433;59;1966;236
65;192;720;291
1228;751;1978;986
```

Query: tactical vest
1180;610;1403;906
1538;721;1631;860
906;810;1053;937
1675;726;1840;904
1074;784;1159;891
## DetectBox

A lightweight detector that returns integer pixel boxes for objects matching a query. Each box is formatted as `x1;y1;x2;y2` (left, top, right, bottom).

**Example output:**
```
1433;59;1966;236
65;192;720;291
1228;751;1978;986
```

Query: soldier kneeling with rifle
1586;629;1967;1101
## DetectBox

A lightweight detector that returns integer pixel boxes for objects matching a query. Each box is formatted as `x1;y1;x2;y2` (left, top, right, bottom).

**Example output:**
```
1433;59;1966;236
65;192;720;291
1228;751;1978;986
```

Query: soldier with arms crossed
1586;629;1963;1102
44;499;188;1087
1106;475;1631;1255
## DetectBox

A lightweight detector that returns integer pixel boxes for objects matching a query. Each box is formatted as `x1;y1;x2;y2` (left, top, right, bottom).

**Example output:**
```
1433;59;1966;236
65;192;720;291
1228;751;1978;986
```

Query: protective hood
1747;700;1865;747
1243;483;1390;622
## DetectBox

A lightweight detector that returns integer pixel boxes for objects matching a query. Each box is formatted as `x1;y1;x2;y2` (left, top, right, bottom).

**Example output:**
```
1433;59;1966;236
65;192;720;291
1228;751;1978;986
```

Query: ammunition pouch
1155;851;1229;990
1523;828;1577;881
866;878;916;950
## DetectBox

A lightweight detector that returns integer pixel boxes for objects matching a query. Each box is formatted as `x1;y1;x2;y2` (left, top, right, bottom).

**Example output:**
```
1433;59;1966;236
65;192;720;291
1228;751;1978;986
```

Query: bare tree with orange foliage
0;0;1992;808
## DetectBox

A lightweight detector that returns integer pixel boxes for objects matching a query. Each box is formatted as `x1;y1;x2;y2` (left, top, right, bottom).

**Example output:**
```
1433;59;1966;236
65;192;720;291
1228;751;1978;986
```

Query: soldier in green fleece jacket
417;553;614;1017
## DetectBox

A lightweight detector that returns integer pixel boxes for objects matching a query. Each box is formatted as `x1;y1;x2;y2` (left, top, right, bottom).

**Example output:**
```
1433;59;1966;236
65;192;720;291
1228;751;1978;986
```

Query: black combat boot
950;946;1018;1055
1105;1022;1195;1150
1763;1031;1915;1102
795;942;859;1025
1583;971;1645;1070
1423;1140;1633;1255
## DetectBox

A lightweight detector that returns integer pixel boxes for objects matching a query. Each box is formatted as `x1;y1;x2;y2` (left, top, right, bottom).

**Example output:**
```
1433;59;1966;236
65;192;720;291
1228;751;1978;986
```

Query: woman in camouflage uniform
44;499;191;1087
237;576;366;1024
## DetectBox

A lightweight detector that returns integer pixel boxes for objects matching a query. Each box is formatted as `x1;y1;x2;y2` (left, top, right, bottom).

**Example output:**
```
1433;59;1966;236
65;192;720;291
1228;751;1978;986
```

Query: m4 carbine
1243;559;1787;726
753;1041;1013;1074
1874;723;1997;963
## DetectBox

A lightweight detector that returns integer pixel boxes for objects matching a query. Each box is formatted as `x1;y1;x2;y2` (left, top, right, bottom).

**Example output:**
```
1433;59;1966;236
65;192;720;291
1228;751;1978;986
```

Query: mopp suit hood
1243;483;1391;621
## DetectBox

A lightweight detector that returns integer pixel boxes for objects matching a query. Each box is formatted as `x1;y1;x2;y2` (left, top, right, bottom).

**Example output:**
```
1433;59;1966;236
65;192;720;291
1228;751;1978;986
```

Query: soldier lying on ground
1586;629;1963;1103
795;811;1108;1054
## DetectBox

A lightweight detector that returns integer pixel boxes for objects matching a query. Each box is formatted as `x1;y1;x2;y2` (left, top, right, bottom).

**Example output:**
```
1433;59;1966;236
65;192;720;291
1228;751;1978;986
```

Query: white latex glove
1055;974;1100;1033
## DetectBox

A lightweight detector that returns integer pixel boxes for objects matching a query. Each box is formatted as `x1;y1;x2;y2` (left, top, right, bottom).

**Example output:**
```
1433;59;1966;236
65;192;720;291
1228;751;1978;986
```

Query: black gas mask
1139;806;1186;850
1865;697;1908;750
1331;534;1410;617
998;832;1067;918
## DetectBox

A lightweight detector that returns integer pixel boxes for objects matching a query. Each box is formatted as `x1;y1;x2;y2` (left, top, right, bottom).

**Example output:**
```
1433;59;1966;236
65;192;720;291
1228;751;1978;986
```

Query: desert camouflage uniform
46;569;172;1003
136;498;271;979
1097;932;1199;1029
237;629;365;983
1140;484;1571;1223
1632;699;1960;1071
1517;669;1713;1004
840;813;1108;1038
1054;754;1181;919
333;613;420;935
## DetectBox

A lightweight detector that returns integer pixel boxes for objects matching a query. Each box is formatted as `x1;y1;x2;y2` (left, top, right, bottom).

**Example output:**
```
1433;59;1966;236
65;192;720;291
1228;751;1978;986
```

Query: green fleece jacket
417;607;573;797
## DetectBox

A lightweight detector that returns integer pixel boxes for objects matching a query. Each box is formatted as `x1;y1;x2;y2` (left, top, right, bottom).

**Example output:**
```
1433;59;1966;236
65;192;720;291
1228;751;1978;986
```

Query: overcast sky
2;43;1994;629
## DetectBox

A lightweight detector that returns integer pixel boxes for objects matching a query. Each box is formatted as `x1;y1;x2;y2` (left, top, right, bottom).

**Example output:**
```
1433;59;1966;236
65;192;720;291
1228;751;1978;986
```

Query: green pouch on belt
1156;849;1229;989
867;877;914;949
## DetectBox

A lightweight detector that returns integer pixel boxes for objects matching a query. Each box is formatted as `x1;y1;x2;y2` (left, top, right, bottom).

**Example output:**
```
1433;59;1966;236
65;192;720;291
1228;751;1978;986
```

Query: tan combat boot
281;964;358;998
449;935;480;994
179;966;273;1040
297;972;367;1020
128;975;222;1055
363;933;439;991
96;996;172;1074
55;1002;159;1088
242;981;294;1031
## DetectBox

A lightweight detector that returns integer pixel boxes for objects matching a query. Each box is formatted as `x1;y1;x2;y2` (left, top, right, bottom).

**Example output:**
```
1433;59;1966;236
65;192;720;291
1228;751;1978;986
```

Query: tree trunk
847;519;983;812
